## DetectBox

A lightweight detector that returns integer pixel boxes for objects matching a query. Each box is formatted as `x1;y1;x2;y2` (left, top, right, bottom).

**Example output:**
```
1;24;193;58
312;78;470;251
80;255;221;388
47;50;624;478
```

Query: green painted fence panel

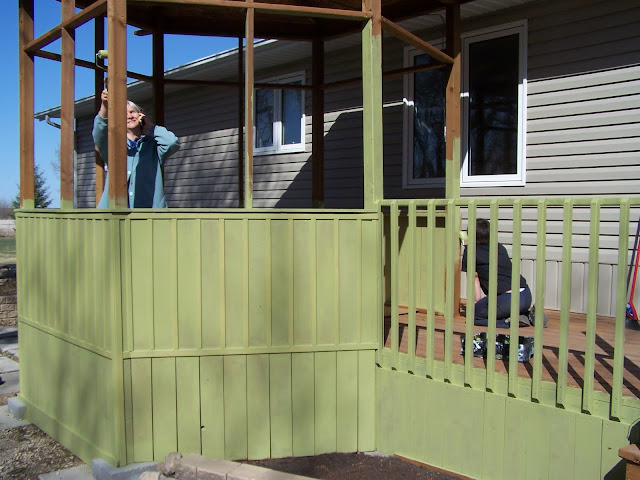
315;351;337;454
547;407;575;480
176;357;202;455
361;220;378;345
336;351;358;453
293;221;313;345
123;360;134;464
200;356;225;459
269;353;293;458
247;354;271;459
292;352;315;456
201;219;223;349
225;220;247;349
152;357;178;460
574;414;602;480
357;350;376;452
316;219;336;345
153;220;178;351
602;419;631;480
130;221;154;351
339;221;359;344
224;355;248;459
248;221;270;347
178;221;202;350
481;393;505;480
270;219;293;347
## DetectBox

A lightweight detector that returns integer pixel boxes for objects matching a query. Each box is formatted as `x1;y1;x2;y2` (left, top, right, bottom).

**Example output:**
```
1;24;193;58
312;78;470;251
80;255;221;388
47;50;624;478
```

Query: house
19;0;640;478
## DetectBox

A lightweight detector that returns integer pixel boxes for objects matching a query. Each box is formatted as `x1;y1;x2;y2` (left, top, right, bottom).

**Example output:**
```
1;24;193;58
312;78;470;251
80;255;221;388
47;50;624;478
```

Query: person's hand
139;114;154;135
98;89;108;118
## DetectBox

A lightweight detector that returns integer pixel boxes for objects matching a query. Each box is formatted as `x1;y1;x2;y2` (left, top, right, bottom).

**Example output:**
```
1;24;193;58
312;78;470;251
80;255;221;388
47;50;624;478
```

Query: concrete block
158;451;182;475
38;463;94;479
227;464;316;480
174;454;240;480
138;472;161;480
7;397;26;419
92;458;157;480
0;371;20;395
0;355;19;373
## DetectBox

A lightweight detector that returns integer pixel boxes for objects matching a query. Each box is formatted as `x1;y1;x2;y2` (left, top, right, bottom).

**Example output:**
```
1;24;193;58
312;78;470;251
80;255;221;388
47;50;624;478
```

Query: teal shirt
92;115;180;208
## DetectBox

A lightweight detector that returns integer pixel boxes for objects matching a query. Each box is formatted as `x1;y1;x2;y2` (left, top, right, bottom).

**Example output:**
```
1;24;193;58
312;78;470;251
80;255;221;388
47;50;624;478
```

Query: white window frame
402;40;446;189
254;71;306;156
461;21;528;187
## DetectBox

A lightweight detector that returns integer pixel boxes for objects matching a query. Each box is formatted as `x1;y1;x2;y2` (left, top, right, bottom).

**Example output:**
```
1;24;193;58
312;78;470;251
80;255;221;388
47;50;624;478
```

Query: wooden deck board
384;307;640;400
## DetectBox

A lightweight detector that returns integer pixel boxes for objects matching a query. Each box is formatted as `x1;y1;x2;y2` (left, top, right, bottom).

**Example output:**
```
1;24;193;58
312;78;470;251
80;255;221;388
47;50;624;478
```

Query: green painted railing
379;197;640;422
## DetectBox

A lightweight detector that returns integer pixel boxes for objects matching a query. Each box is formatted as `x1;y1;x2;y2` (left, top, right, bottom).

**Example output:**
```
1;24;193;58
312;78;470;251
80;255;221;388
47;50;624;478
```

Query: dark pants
473;286;532;328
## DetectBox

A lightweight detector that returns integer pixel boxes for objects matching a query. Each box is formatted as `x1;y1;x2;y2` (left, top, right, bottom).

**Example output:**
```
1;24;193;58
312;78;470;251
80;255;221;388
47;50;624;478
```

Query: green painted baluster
390;201;399;369
426;201;436;378
508;200;522;397
486;201;498;391
583;198;601;413
444;199;456;382
557;199;573;407
408;201;417;371
464;202;477;386
611;199;629;418
532;199;547;401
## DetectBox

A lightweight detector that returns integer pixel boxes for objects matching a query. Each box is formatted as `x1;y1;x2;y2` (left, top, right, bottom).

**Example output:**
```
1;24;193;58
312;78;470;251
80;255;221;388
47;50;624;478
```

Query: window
402;22;527;188
461;22;527;186
254;72;305;155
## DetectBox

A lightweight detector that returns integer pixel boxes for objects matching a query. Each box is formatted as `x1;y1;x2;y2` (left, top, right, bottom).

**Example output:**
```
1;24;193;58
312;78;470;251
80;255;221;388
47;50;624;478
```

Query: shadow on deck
384;307;640;400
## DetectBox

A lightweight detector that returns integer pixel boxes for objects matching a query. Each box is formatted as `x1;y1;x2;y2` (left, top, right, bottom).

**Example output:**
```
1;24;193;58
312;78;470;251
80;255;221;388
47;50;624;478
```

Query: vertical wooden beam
95;16;106;205
312;38;325;208
19;0;35;209
445;4;462;313
238;36;245;207
361;0;383;210
244;4;255;209
152;27;165;125
60;0;76;209
107;0;128;208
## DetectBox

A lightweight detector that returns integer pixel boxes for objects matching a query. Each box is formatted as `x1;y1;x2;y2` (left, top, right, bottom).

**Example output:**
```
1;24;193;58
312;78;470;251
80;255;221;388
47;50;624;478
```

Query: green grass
0;237;16;264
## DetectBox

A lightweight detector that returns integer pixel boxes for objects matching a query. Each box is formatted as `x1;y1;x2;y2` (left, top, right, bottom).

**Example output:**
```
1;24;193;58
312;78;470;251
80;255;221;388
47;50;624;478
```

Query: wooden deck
384;307;640;400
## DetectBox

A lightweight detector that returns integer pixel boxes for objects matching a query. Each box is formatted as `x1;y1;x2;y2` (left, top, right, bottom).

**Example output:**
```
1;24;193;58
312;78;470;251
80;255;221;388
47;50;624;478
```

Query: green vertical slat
532;200;547;401
524;400;551;479
333;219;340;345
310;218;317;347
508;201;522;396
361;219;377;345
201;219;223;349
80;219;89;342
547;408;576;480
152;357;177;460
612;199;630;418
293;220;313;345
225;220;246;348
426;202;436;377
583;199;601;413
131;220;154;351
85;221;95;345
481;393;505;480
176;357;201;456
356;219;363;344
123;359;134;464
70;219;79;338
243;219;249;347
271;219;293;347
485;201;499;390
223;355;248;460
407;201;417;370
200;356;225;459
178;220;202;350
444;200;457;382
390;202;399;368
269;353;293;458
120;218;133;354
292;352;314;456
357;350;376;452
574;415;602;480
503;397;528;476
557;199;573;407
336;351;358;453
247;354;270;459
288;220;294;346
464;203;477;385
339;220;358;344
601;419;630;480
153;220;177;350
248;220;269;347
265;219;273;347
131;358;153;462
317;219;334;345
315;351;337;454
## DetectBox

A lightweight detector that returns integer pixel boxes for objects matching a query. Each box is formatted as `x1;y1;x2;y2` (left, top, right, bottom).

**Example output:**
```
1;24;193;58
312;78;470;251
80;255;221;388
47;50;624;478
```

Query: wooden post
238;36;245;207
153;28;165;125
445;4;462;313
107;0;128;208
60;0;76;209
312;38;325;208
244;4;254;209
95;16;106;205
361;0;383;210
19;0;35;209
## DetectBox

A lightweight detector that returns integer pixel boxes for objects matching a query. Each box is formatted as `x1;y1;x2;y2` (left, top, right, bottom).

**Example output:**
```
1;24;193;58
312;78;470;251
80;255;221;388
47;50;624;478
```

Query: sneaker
529;305;548;327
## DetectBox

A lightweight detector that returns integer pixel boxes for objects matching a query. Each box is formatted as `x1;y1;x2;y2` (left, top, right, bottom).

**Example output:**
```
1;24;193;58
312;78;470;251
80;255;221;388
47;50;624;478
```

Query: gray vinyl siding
76;117;97;208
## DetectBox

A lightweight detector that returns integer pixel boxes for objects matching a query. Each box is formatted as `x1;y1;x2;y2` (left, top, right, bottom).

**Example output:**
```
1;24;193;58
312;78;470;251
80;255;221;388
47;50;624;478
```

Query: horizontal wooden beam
32;50;152;82
381;16;453;65
24;0;107;53
163;78;313;90
128;0;370;21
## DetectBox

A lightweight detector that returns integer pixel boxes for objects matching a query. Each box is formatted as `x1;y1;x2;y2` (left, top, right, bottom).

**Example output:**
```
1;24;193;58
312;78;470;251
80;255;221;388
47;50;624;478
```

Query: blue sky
1;1;238;207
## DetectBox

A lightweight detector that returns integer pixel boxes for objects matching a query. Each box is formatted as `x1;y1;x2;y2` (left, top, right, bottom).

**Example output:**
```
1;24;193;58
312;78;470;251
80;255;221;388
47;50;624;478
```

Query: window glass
467;33;520;176
413;54;446;179
282;82;302;146
255;88;274;148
